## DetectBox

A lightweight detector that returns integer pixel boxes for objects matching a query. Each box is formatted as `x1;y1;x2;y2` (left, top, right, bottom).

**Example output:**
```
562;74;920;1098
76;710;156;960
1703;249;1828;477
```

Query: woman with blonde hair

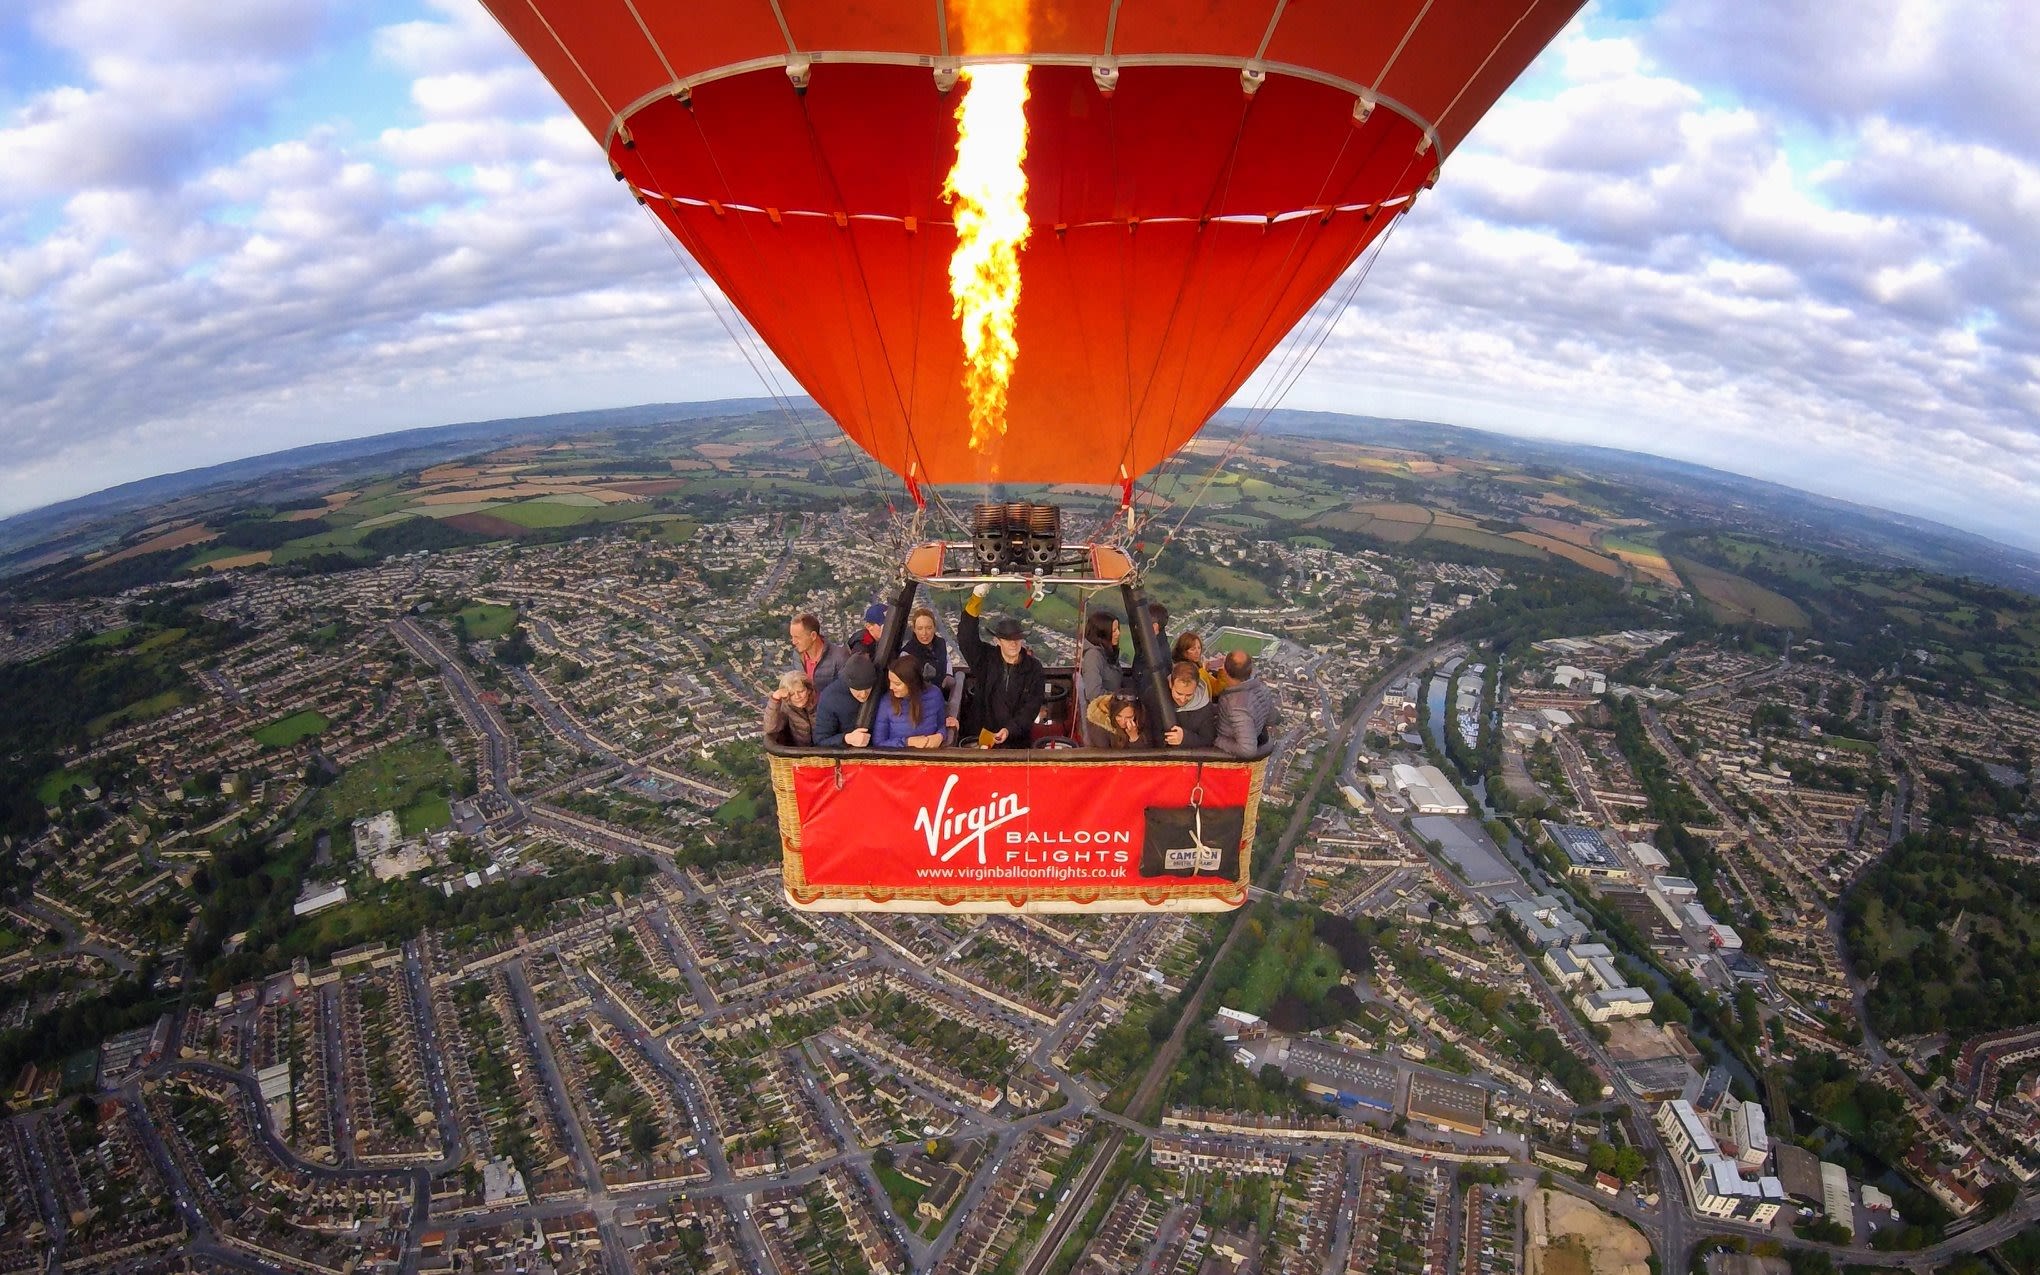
763;670;816;746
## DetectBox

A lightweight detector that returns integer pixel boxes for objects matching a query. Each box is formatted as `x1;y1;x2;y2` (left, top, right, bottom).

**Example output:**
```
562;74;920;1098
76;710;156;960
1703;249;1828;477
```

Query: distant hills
4;398;2037;595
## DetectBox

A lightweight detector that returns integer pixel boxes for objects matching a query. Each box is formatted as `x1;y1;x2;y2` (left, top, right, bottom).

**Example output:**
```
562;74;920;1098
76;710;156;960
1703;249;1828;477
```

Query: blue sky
3;1;2038;551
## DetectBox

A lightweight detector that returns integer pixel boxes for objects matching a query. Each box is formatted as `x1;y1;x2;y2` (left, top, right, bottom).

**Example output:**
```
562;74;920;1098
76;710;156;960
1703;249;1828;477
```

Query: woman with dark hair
1079;608;1124;708
872;654;947;749
1085;691;1153;749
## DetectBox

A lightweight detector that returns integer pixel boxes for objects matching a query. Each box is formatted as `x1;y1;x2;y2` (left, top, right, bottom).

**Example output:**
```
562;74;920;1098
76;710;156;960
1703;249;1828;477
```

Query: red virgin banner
786;756;1255;902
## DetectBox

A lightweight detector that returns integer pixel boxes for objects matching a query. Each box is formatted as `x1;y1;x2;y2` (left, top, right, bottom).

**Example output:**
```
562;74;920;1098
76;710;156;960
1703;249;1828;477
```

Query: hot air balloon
481;0;1584;912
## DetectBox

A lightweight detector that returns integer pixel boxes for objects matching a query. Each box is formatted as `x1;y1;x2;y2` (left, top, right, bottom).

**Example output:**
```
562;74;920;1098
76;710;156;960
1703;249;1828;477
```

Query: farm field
1670;557;1811;628
88;523;218;569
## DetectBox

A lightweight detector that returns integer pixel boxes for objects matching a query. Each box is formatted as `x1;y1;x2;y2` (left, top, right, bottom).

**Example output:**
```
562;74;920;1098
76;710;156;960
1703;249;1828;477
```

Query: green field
400;791;453;836
313;738;466;829
1671;556;1811;628
490;499;602;529
35;768;91;806
251;709;331;749
86;689;188;736
456;604;519;640
1208;628;1273;657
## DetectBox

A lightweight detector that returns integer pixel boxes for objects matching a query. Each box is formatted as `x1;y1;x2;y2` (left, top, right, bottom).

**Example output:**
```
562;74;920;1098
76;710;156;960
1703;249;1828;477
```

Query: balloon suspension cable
635;202;884;505
1139;210;1407;575
1128;114;1394;565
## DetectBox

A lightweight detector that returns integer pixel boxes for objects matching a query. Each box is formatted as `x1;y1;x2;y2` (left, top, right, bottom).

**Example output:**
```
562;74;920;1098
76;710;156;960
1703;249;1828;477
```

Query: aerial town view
0;406;2034;1275
5;0;2040;1274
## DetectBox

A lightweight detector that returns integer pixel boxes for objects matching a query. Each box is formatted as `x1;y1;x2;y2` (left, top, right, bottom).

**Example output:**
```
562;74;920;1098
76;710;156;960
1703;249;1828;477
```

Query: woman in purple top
872;654;947;749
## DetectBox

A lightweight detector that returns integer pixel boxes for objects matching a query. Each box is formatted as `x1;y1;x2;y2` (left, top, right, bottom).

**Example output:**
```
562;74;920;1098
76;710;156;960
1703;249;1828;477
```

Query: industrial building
1392;763;1469;815
1505;895;1590;948
1405;1072;1488;1136
1544;823;1632;879
1655;1100;1786;1225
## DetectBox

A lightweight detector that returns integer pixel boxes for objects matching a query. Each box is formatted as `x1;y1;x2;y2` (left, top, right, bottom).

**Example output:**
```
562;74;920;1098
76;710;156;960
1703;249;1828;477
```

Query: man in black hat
952;584;1046;748
813;652;879;748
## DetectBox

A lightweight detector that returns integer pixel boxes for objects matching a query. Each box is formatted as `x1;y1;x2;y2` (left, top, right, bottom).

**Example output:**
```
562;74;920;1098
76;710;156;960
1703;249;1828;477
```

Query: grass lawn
35;768;91;805
714;793;759;826
456;603;519;640
400;791;454;836
251;709;331;749
84;625;134;648
874;1163;927;1217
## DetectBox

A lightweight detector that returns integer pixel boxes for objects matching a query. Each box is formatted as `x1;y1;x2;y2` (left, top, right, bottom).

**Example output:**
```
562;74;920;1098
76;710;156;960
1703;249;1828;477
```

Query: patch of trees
1783;1051;1925;1175
1439;575;1665;648
1924;757;2029;829
1165;1028;1305;1117
0;964;167;1083
215;515;332;550
1605;694;1715;827
200;854;656;991
23;547;191;600
1842;830;2040;1038
359;518;491;557
284;551;369;575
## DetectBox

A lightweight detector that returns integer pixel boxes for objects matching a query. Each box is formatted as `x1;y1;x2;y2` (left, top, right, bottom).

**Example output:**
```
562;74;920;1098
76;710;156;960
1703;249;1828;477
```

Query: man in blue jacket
812;653;878;748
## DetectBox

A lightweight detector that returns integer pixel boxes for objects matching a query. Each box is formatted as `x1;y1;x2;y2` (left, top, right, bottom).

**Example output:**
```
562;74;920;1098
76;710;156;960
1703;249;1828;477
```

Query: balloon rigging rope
1138;211;1404;577
791;97;974;544
1129;116;1383;560
636;203;844;484
658;98;899;513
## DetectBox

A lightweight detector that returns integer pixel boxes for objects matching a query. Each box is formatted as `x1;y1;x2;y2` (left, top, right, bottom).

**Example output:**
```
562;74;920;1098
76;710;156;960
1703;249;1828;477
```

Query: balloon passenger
813;652;879;748
1086;692;1154;749
763;671;816;747
1127;602;1172;684
851;602;887;661
873;655;947;750
953;585;1045;748
1079;609;1125;707
1172;631;1223;697
1214;651;1280;758
1162;660;1218;748
901;606;952;691
789;613;848;696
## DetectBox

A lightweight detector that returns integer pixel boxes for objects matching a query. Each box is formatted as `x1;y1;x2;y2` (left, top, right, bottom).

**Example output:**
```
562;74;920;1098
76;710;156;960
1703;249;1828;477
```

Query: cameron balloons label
791;759;1251;892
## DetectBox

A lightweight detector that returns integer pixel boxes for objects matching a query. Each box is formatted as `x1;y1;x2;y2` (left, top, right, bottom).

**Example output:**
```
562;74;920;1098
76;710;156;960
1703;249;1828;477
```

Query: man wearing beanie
813;651;879;748
850;601;886;660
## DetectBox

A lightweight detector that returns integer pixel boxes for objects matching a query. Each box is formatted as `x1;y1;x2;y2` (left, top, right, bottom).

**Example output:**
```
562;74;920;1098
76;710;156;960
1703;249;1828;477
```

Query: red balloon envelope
480;0;1583;485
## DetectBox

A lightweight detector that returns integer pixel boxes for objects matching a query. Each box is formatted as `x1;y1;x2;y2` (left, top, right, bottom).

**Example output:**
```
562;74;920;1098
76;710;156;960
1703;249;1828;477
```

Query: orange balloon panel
615;62;1415;484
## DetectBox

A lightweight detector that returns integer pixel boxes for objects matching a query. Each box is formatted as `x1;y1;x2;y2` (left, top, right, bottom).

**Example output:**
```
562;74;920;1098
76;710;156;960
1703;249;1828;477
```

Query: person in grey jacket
788;612;848;695
1163;660;1219;749
1078;609;1124;708
1213;650;1279;757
